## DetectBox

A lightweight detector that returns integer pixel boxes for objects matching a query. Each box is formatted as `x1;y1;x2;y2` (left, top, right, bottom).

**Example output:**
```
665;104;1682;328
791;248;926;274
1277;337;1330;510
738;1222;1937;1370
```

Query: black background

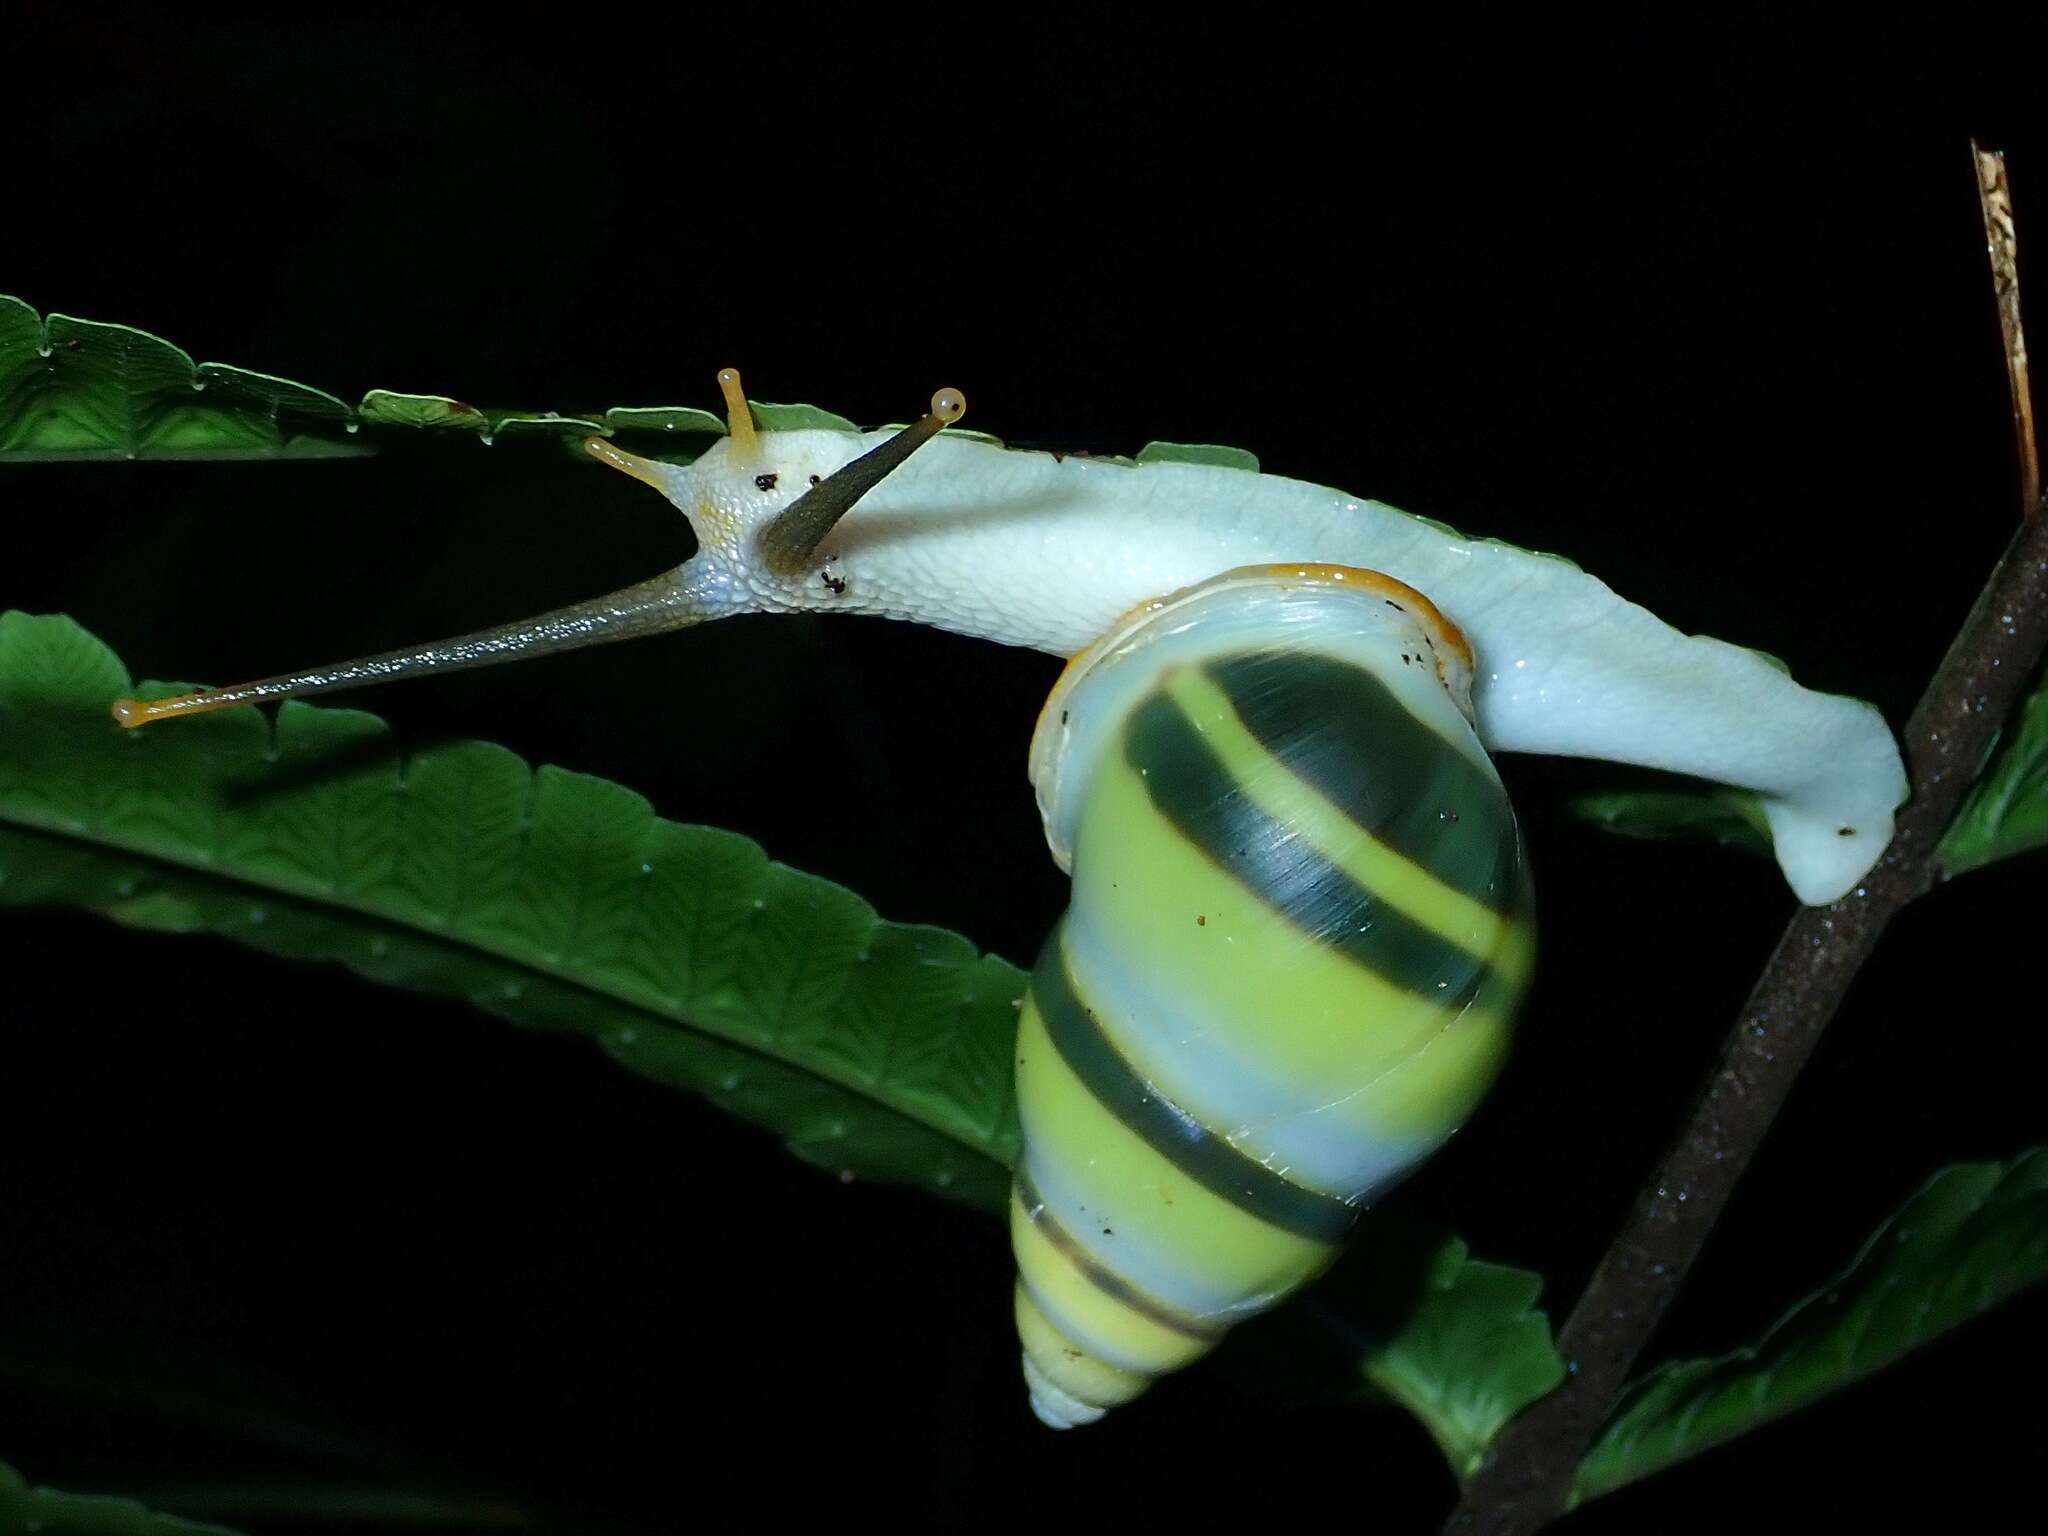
3;9;2044;1533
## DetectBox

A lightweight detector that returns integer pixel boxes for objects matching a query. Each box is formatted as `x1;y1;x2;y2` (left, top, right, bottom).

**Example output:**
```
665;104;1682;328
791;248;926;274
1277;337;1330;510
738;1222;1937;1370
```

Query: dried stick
1975;141;2039;520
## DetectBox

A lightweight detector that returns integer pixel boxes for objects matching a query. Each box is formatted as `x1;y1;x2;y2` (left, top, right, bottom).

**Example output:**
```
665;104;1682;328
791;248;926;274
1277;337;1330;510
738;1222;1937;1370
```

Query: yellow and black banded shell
1012;565;1536;1427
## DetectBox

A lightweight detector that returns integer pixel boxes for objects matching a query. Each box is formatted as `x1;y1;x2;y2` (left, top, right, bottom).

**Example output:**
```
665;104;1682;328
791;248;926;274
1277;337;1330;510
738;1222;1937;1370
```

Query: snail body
612;424;1906;906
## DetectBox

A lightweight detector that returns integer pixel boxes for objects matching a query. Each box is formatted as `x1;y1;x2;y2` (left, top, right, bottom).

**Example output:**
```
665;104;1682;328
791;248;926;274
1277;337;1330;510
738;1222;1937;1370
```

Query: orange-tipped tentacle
584;436;673;490
716;366;758;463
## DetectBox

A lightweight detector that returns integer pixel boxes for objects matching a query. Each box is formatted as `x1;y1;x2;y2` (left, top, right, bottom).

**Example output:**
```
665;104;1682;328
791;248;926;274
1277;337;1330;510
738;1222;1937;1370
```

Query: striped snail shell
1010;564;1536;1428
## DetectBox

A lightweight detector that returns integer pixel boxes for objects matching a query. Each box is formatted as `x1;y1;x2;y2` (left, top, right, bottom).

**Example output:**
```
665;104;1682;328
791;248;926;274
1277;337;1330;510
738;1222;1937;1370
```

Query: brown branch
1446;155;2048;1534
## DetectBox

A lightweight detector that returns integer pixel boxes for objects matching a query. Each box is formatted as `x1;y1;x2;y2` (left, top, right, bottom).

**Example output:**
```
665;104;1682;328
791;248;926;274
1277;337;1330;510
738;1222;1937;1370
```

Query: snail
113;370;1907;1426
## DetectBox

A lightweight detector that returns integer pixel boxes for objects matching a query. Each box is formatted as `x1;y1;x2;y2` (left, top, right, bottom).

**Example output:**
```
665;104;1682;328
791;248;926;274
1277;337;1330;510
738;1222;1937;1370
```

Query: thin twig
1446;154;2048;1534
1975;141;2039;520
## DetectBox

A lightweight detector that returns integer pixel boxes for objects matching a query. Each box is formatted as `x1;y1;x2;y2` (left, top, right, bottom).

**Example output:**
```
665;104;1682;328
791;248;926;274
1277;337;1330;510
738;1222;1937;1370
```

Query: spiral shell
1010;565;1536;1427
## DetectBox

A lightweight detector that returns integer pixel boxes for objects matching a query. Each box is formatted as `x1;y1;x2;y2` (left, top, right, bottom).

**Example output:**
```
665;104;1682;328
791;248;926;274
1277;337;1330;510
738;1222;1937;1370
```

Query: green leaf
0;1340;542;1530
99;1481;528;1531
0;296;362;460
0;295;861;462
0;611;1022;1211
598;404;729;437
357;391;613;441
1568;787;1774;857
0;1462;247;1536
748;401;859;434
1573;1148;2048;1505
355;389;494;434
1355;1234;1566;1474
1135;440;1261;473
1217;1214;1565;1475
1938;671;2048;877
0;297;1346;478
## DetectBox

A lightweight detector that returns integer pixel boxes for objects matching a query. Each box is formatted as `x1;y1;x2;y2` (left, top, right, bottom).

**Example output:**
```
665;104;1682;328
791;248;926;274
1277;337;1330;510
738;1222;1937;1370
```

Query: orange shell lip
1241;564;1474;674
1032;563;1474;747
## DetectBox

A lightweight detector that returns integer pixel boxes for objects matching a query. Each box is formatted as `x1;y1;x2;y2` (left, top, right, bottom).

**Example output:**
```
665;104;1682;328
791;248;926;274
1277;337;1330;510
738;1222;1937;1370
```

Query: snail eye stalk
757;388;966;572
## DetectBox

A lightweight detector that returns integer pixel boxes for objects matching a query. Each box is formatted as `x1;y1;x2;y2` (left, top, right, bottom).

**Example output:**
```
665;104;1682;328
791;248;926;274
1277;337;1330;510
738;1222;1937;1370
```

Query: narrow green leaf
598;404;729;437
1357;1237;1566;1475
0;296;864;463
930;427;1007;448
0;297;361;460
0;1345;538;1530
0;611;1021;1211
1938;674;2048;877
748;400;860;434
1217;1214;1565;1475
0;1462;247;1536
356;391;611;442
1573;1148;2048;1505
1135;440;1262;473
1568;787;1774;857
355;389;492;433
113;1480;529;1531
0;297;1290;477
